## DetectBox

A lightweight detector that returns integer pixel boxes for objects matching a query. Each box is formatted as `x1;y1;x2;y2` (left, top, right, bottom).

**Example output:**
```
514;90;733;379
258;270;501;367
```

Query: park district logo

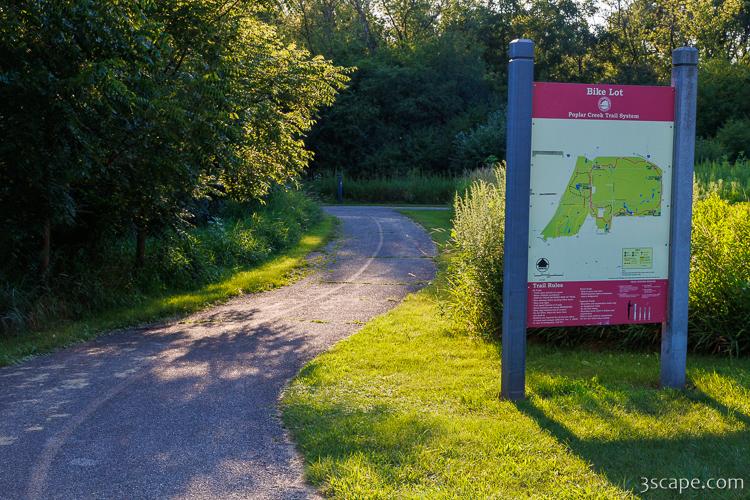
598;96;612;112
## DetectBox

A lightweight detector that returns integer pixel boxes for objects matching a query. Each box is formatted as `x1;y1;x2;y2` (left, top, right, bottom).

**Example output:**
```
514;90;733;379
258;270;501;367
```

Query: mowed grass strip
397;208;453;247
0;216;336;366
281;209;750;499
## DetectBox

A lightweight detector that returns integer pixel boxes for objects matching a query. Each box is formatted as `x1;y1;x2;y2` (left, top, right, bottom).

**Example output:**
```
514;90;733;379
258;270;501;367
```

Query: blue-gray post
661;47;698;388
337;172;344;203
501;39;534;401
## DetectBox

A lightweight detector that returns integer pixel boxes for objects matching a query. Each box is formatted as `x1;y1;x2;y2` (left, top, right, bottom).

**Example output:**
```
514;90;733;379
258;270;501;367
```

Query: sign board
526;82;675;327
501;39;697;399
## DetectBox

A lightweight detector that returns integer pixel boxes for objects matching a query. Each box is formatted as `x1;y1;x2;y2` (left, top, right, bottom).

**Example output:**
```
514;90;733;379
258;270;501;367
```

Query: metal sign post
337;172;344;203
661;47;699;388
501;39;534;401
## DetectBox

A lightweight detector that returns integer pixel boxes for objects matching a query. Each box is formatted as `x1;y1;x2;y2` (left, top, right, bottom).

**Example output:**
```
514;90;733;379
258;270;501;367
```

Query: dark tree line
279;0;750;176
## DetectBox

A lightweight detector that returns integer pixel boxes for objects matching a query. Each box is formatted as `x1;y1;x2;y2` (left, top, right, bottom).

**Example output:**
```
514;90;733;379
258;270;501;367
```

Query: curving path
0;206;437;499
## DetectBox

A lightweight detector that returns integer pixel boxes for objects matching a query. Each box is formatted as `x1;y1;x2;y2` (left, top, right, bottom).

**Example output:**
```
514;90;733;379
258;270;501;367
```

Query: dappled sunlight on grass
526;375;747;442
283;291;634;497
691;367;750;416
282;210;749;498
519;366;750;493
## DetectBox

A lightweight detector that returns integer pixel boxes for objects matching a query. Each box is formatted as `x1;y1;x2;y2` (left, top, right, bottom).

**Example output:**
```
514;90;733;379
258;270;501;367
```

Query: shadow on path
0;206;438;500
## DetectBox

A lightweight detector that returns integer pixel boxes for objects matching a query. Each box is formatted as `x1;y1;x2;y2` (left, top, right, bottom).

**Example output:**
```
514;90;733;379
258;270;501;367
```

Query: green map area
541;156;662;239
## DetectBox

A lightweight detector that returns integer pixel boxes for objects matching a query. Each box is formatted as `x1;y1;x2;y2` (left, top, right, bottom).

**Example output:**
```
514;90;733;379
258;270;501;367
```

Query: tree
0;1;124;274
0;0;347;275
219;15;350;200
596;0;747;83
516;0;601;82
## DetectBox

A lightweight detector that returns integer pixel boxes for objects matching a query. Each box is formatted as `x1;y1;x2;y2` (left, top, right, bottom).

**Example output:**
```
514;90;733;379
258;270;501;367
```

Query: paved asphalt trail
0;207;437;500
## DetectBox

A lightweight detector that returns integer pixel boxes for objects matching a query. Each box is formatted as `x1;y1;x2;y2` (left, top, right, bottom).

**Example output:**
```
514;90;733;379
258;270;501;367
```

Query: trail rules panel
527;82;674;327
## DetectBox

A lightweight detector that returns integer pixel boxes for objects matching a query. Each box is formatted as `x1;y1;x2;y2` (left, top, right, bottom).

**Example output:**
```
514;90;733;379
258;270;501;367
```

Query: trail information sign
501;39;698;399
527;82;675;327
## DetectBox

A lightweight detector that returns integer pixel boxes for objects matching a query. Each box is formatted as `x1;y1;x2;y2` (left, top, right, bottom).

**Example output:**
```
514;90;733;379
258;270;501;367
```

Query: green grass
0;216;336;366
397;209;453;246
281;211;750;499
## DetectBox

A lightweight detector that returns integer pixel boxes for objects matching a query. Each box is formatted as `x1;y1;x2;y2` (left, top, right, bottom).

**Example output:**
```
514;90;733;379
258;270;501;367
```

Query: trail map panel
528;82;674;327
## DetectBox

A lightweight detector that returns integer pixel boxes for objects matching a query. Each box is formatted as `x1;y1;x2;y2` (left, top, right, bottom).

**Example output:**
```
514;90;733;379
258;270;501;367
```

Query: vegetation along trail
0;207;437;500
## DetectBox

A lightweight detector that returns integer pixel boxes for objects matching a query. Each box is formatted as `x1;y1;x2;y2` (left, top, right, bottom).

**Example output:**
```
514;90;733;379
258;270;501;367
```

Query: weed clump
447;165;505;338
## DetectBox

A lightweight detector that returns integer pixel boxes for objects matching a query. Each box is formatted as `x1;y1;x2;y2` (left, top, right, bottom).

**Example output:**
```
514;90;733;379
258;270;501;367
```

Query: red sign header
532;82;675;122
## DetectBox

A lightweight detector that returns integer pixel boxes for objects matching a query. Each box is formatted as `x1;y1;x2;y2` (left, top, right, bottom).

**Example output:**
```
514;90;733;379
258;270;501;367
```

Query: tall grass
689;195;750;355
695;159;750;202
307;160;748;206
447;165;506;337
306;172;468;204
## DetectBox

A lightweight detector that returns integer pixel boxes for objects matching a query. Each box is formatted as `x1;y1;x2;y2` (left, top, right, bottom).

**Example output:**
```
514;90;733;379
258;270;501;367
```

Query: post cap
509;39;535;60
673;47;698;66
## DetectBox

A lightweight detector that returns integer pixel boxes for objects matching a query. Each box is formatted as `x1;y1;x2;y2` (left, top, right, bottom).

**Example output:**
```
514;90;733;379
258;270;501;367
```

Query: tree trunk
135;226;147;269
41;218;51;276
350;0;377;54
298;0;316;53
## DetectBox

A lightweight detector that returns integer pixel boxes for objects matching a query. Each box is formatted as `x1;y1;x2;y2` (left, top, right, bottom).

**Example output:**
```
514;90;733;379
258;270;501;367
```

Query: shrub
451;110;507;172
716;118;750;162
447;164;506;337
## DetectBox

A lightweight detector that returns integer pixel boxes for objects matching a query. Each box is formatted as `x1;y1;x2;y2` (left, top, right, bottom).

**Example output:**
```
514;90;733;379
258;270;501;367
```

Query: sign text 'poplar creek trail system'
502;40;697;398
527;82;675;328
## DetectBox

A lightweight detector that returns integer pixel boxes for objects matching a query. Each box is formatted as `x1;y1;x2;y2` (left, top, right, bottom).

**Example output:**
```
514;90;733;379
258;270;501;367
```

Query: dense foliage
0;188;321;335
0;1;349;338
304;46;499;176
0;1;347;334
2;0;748;351
0;1;346;278
449;168;750;356
280;0;750;177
